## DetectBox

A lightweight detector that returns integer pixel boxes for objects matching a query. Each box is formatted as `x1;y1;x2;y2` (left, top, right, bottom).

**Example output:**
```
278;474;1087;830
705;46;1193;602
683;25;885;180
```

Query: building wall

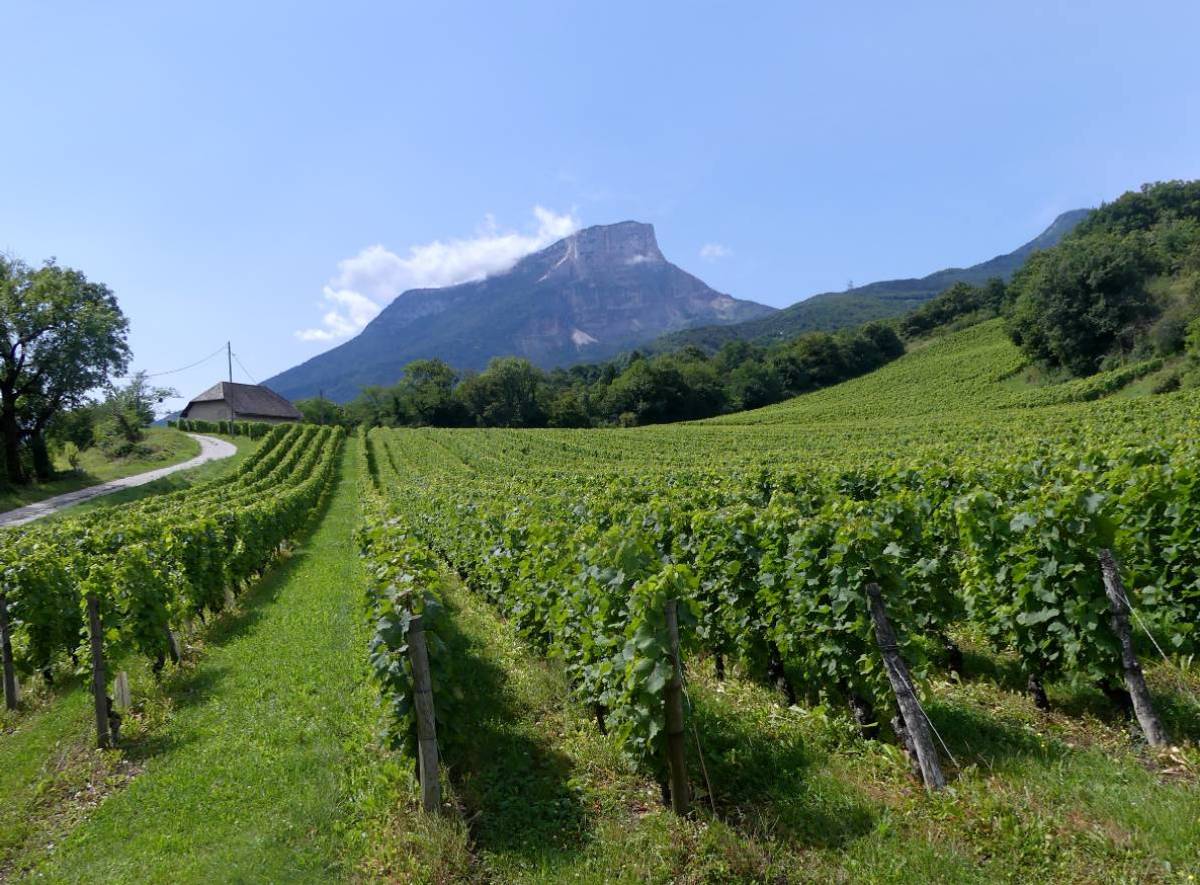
184;401;234;422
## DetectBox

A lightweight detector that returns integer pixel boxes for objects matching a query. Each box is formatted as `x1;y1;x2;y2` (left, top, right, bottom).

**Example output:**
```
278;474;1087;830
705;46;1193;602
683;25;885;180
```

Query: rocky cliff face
266;222;775;401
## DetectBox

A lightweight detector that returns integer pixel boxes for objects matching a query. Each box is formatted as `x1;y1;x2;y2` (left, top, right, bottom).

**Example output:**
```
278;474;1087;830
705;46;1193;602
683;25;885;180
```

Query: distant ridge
266;221;775;402
647;208;1093;352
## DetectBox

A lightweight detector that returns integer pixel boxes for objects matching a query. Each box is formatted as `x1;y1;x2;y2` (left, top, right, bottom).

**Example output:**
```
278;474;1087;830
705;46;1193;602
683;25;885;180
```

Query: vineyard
0;424;343;745
354;319;1200;879
1;320;1198;882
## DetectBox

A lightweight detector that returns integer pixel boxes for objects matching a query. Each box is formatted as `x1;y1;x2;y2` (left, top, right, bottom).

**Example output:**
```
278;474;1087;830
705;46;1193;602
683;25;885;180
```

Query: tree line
297;322;906;430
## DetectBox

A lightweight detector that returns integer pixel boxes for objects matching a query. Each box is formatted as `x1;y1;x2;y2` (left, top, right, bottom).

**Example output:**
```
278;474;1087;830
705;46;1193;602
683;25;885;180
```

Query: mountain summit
266;221;775;401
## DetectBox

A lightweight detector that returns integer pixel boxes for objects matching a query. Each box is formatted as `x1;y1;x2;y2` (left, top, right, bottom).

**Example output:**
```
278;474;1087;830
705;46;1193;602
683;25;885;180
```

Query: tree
346;385;403;428
547;388;593;428
603;359;690;424
858;322;905;362
728;360;784;410
771;332;846;395
0;257;130;483
455;358;546;427
295;396;348;426
95;372;178;457
1006;233;1160;375
46;405;98;452
714;339;762;375
397;359;465;426
900;280;1007;339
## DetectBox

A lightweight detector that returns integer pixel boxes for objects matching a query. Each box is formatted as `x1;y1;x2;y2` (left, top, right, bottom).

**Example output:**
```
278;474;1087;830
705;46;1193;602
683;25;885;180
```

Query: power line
232;351;259;385
112;344;227;380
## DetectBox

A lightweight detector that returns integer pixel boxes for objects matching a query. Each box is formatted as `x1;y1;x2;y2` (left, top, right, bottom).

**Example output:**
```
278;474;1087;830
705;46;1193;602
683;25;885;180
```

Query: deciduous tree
0;257;129;483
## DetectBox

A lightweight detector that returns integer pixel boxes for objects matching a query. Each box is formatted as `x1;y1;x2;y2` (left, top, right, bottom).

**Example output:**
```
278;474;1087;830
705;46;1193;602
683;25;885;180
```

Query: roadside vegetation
0;427;199;513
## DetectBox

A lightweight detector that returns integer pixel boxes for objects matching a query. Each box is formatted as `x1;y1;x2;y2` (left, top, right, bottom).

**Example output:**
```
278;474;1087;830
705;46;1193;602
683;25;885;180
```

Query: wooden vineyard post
663;599;690;815
1099;549;1168;747
1;592;18;711
166;627;182;665
114;672;132;711
865;583;946;791
86;593;112;749
406;615;441;812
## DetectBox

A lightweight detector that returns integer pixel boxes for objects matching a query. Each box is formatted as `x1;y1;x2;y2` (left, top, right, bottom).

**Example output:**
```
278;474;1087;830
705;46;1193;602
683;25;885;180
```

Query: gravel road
0;433;236;528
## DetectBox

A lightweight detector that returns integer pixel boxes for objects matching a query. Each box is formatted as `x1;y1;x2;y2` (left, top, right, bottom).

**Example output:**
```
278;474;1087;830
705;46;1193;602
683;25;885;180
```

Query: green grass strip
26;444;372;883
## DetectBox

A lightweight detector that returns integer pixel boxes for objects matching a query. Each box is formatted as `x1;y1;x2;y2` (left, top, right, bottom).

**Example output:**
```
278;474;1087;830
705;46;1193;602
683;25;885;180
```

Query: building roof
181;381;303;420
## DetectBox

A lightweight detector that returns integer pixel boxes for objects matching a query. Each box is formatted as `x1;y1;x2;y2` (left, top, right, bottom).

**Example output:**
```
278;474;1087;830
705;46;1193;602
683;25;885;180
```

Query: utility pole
227;341;233;384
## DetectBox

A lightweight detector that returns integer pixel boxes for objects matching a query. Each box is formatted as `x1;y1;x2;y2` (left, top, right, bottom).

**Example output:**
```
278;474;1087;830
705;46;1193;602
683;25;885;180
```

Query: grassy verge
0;435;260;877
360;579;1200;883
50;433;256;519
12;443;377;882
677;653;1200;882
0;428;201;512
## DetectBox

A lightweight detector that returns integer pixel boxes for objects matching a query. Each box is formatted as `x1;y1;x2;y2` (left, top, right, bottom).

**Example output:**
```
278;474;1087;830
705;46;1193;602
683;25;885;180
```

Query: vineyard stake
407;615;441;812
865;582;946;791
1;592;18;711
86;593;112;749
663;599;690;815
114;671;132;711
1099;549;1168;746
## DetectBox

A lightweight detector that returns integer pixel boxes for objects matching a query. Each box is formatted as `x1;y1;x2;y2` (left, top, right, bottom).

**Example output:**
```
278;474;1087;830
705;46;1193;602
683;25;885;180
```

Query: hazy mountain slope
650;209;1091;352
267;222;774;401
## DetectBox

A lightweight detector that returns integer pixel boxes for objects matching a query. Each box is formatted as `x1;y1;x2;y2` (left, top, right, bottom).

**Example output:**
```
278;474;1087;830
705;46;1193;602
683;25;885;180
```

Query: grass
364;581;1200;883
0;676;115;878
0;432;265;878
0;428;200;512
11;443;376;882
48;433;257;519
0;432;263;877
10;559;1197;883
1;429;1197;881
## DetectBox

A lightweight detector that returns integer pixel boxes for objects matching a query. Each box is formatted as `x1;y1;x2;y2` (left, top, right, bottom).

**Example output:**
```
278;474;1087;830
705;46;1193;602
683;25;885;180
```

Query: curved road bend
0;433;237;529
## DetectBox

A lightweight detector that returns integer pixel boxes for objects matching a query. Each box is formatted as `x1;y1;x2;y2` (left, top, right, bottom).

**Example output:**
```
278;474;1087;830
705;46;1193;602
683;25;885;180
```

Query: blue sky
2;1;1198;412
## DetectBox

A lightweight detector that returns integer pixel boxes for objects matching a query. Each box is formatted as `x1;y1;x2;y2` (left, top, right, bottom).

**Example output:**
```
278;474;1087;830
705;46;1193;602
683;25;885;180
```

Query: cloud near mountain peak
297;206;580;342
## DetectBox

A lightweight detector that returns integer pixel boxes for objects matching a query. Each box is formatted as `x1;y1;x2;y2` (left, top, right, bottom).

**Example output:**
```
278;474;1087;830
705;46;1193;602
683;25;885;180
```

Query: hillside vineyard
0;425;343;744
358;320;1198;795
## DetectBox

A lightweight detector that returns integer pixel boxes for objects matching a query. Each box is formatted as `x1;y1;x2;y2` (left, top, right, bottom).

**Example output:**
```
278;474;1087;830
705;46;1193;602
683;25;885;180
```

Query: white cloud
296;287;383;342
296;206;580;342
699;242;732;261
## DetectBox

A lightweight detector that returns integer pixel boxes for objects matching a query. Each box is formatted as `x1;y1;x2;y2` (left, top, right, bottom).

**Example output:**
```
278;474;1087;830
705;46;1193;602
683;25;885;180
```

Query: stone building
180;381;302;424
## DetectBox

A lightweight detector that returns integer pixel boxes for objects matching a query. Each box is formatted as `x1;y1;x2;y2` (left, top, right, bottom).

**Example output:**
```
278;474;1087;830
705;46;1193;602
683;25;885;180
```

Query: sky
2;1;1198;413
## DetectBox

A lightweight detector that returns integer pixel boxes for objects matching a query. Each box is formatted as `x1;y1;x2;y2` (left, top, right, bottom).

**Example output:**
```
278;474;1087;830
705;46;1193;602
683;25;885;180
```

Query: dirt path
0;434;236;528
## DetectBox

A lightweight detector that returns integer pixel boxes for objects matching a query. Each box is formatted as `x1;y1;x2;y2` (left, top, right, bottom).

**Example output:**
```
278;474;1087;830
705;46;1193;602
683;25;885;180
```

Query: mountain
647;208;1092;352
267;221;775;402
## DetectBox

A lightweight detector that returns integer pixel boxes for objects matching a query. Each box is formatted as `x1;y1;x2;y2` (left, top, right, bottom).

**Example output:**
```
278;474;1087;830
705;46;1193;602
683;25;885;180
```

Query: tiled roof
181;381;302;420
